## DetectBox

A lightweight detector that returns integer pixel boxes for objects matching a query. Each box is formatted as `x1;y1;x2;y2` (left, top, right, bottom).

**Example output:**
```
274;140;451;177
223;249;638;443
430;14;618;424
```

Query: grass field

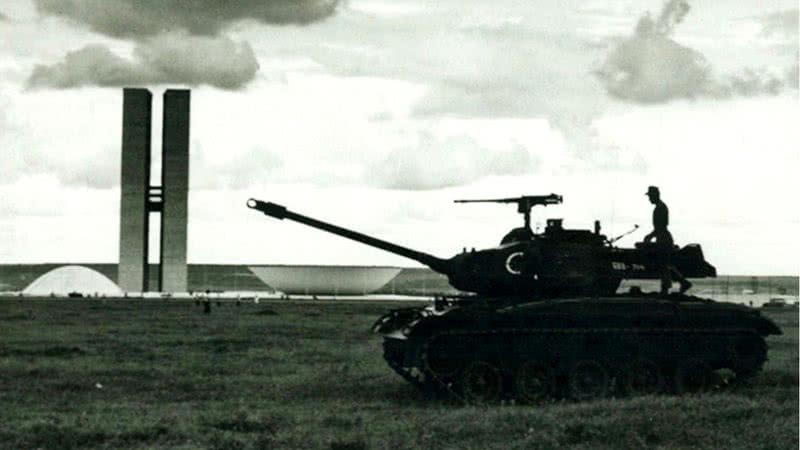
0;298;797;450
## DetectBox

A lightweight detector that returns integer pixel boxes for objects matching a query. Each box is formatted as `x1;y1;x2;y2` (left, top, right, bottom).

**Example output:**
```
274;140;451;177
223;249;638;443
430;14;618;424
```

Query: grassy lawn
0;298;796;450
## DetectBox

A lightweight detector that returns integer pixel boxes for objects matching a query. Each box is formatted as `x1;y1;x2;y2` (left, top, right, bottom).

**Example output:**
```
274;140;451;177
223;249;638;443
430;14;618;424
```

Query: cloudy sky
0;0;797;275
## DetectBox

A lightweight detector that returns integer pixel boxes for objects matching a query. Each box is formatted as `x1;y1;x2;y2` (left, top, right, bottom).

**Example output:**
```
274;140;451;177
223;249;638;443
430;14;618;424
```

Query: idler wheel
514;361;555;404
567;360;609;401
621;358;664;396
459;361;503;403
674;358;713;394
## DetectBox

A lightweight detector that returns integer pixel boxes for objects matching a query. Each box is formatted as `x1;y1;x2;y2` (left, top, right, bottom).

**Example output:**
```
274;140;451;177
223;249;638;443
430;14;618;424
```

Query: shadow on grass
0;345;86;358
280;373;460;408
0;312;34;321
0;423;179;450
330;439;368;450
204;411;288;434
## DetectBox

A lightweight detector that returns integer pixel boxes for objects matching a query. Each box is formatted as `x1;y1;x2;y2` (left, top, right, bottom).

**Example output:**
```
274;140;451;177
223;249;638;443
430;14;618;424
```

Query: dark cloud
27;34;259;90
34;0;339;38
30;0;338;90
366;132;534;190
596;1;796;103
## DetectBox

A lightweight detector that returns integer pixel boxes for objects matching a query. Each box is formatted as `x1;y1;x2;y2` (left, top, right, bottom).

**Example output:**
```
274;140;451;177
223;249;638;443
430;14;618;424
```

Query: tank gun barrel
247;199;451;274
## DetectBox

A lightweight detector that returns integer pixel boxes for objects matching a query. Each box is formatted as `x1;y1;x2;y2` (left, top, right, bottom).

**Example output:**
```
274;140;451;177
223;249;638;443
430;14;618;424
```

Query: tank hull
373;293;781;401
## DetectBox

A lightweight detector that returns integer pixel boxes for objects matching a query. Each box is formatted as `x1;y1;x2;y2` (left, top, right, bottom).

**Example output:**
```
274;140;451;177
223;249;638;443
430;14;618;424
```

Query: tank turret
247;195;715;297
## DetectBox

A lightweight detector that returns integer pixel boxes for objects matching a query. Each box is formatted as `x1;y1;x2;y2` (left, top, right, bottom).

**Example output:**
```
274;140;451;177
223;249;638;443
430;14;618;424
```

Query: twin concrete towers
118;88;190;293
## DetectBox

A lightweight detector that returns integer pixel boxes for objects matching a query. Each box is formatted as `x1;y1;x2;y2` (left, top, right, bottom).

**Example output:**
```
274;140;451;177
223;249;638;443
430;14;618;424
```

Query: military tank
247;196;781;402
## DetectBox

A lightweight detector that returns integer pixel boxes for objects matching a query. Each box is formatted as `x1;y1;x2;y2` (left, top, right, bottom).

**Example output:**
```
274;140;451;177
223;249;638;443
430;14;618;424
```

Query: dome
22;265;123;297
248;265;402;295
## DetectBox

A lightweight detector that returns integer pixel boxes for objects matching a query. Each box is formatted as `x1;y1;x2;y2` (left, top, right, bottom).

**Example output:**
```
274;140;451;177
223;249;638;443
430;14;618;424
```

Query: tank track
382;325;768;402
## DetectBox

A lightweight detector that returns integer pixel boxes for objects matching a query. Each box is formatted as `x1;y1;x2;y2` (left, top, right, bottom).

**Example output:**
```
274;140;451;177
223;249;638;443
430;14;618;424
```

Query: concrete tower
118;88;152;292
160;90;190;292
118;88;190;293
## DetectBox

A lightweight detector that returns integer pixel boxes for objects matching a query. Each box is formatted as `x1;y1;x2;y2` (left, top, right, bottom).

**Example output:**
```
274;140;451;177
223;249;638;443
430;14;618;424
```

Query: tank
247;196;781;402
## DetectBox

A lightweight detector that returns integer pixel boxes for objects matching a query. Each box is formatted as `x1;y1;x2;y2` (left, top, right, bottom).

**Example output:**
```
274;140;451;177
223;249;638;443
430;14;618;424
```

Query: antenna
608;224;640;244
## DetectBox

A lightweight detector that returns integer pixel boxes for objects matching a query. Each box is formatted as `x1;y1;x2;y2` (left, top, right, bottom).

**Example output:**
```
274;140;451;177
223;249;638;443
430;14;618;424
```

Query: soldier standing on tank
643;186;692;295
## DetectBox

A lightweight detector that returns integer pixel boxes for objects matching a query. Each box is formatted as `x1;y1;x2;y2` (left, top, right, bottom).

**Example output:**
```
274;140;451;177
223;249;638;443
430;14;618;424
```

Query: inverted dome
23;265;123;296
248;265;401;295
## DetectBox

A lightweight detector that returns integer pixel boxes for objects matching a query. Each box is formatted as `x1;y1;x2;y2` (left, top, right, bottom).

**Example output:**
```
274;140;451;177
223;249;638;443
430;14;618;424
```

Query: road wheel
514;361;555;404
568;360;609;401
459;361;503;403
675;359;713;394
621;358;664;396
422;339;462;379
731;333;767;379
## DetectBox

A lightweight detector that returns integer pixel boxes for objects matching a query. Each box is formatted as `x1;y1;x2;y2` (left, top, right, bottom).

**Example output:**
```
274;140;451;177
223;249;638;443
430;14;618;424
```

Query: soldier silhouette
643;186;692;294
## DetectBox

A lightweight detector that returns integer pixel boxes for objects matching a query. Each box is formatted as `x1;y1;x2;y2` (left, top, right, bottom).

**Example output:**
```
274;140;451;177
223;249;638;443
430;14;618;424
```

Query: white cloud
0;88;120;189
365;118;576;190
592;96;799;273
27;0;341;91
27;34;259;90
276;1;610;139
368;133;534;190
596;1;798;103
760;8;799;39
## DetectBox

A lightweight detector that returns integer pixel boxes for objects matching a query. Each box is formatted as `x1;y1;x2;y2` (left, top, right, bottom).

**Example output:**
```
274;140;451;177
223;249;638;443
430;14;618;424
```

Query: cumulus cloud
595;1;710;103
367;132;535;190
760;9;799;38
34;0;339;38
596;1;797;103
297;2;612;166
29;0;338;90
27;34;259;90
